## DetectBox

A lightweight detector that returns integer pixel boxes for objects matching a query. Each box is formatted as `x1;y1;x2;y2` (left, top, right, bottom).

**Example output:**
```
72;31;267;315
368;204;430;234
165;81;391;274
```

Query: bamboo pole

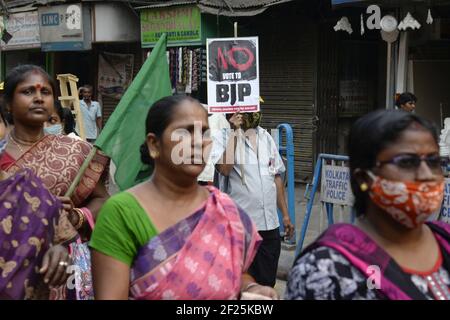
64;147;98;198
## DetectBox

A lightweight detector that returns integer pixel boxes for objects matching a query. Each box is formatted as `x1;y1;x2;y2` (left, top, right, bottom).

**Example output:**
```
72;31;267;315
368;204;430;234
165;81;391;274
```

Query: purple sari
300;222;450;300
0;169;62;299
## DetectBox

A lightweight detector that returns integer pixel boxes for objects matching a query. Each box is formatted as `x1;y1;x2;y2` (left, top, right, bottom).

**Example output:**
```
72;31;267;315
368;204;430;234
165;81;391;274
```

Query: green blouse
89;192;159;266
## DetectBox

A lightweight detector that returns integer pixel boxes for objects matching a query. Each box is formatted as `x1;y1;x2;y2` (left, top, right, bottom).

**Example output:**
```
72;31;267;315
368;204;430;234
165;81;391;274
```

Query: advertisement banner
38;3;91;51
141;5;201;47
207;37;260;114
320;165;354;206
1;11;40;50
98;52;134;99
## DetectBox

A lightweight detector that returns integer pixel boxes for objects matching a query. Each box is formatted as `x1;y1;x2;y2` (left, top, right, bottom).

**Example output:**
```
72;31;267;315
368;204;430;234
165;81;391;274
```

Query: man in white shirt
77;85;102;143
211;112;294;287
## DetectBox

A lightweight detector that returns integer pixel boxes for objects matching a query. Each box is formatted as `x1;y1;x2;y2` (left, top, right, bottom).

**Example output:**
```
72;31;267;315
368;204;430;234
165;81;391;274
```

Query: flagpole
65;147;98;198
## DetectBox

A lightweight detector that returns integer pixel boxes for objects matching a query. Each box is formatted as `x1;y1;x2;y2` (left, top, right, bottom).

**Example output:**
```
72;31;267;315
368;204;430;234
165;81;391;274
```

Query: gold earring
150;151;159;159
360;183;368;192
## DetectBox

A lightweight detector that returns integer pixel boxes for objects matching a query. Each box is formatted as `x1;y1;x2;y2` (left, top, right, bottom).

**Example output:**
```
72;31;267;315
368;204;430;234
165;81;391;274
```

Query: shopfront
1;10;47;78
139;5;219;101
331;0;450;129
91;2;141;124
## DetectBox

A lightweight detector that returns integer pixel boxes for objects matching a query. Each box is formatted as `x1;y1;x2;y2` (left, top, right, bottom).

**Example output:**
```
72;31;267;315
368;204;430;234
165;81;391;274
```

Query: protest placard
207;37;259;114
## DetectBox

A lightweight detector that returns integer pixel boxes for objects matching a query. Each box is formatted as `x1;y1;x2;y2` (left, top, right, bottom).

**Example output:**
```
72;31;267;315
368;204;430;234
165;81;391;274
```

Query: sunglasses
376;154;448;171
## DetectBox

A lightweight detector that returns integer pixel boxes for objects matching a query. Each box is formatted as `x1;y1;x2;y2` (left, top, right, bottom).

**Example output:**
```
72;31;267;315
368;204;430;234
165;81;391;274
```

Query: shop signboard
1;11;41;50
141;5;202;47
207;37;260;114
38;3;91;51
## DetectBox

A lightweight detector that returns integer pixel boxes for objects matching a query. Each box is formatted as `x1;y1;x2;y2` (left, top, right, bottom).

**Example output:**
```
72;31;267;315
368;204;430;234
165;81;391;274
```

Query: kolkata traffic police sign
320;164;354;206
207;37;260;114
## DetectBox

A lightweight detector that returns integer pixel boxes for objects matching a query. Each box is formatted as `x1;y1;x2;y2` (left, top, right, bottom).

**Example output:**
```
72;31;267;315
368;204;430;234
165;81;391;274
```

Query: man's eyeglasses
376;154;448;171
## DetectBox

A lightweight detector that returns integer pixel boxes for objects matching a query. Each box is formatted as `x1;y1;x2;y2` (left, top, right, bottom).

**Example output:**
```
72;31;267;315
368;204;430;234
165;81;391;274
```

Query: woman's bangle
242;282;259;292
72;208;85;230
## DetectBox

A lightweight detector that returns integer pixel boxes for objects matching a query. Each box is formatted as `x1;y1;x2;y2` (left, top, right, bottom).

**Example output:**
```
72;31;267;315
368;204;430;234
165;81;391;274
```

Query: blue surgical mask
0;138;7;156
44;124;63;136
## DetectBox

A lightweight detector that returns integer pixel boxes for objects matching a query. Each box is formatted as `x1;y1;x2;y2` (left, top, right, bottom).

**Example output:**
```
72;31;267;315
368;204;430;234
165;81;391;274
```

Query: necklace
9;131;41;153
9;135;27;153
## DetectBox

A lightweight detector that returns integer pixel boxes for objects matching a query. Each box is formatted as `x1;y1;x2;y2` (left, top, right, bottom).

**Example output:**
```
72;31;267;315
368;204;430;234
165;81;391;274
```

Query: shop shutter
259;19;316;182
315;22;339;157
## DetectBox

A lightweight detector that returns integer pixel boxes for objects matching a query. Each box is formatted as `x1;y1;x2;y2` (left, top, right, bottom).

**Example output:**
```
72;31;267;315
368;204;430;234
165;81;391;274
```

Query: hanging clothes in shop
166;47;205;94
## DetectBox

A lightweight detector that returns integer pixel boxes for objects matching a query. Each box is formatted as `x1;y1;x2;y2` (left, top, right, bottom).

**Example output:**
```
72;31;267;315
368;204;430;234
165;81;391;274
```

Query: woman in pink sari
90;95;277;300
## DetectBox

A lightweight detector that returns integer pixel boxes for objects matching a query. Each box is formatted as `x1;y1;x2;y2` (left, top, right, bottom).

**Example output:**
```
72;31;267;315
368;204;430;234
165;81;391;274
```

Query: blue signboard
41;13;59;26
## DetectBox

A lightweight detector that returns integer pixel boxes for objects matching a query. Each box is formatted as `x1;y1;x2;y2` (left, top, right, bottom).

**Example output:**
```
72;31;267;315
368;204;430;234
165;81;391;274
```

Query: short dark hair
349;109;438;216
54;101;76;134
83;85;93;92
53;100;64;122
62;107;76;135
4;65;57;108
396;92;417;108
140;95;203;165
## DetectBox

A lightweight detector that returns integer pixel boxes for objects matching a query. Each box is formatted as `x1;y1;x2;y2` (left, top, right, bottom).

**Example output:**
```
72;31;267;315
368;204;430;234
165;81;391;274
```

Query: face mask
44;124;63;136
0;138;6;156
366;171;444;229
242;112;262;130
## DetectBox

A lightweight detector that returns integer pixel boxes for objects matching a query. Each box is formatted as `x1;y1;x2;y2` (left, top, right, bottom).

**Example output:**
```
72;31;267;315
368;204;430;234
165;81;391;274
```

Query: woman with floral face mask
286;110;450;300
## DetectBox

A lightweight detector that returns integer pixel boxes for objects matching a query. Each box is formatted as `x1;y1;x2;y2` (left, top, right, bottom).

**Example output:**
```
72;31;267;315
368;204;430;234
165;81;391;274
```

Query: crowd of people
1;64;450;300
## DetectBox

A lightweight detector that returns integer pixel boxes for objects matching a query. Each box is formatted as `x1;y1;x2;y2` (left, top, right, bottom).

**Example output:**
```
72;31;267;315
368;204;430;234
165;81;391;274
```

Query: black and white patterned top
285;246;450;300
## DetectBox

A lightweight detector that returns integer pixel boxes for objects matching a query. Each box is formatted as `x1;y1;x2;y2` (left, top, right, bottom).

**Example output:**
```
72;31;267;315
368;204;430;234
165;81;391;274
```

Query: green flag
95;33;172;191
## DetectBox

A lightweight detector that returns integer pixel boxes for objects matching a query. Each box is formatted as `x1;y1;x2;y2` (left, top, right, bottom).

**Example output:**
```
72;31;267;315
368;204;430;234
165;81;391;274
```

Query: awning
135;0;293;17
